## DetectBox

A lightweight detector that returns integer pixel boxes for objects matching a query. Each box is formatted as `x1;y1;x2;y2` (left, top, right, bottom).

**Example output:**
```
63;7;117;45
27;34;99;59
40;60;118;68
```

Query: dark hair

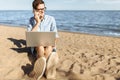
32;0;45;9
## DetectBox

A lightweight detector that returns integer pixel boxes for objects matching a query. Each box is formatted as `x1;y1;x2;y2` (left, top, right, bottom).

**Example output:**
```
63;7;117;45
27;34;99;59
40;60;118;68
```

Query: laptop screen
26;31;55;47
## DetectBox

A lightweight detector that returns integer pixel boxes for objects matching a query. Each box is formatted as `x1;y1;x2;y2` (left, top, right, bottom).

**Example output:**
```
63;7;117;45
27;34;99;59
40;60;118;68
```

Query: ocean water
0;10;120;37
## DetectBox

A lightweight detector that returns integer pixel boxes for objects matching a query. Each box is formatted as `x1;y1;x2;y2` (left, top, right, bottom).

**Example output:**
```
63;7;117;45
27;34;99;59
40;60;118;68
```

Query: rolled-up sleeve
27;17;35;31
51;17;59;38
27;24;32;31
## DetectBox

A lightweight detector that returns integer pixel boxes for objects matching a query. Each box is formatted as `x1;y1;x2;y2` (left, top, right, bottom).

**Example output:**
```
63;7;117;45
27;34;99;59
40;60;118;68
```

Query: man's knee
36;46;44;52
46;46;53;52
45;46;53;55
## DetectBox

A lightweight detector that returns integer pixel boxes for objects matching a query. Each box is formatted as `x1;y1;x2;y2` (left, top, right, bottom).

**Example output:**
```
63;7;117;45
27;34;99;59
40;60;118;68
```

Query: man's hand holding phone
31;9;43;31
33;10;42;24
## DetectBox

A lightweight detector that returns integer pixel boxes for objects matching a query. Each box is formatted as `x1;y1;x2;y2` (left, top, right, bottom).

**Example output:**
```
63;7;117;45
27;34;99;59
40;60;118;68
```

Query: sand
0;25;120;80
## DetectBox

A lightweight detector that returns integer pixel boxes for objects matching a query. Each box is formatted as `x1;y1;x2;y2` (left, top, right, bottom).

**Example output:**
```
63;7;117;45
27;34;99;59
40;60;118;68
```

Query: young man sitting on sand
27;0;59;79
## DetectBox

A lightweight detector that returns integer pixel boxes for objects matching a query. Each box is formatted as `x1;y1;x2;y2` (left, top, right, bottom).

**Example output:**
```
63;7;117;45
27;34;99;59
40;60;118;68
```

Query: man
27;0;59;79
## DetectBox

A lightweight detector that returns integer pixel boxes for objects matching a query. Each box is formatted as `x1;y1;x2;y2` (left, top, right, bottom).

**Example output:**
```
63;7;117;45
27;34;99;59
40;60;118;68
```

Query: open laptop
26;31;55;47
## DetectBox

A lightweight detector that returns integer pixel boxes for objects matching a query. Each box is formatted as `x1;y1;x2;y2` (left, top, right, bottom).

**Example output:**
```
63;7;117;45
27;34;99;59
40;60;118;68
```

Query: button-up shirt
27;15;59;38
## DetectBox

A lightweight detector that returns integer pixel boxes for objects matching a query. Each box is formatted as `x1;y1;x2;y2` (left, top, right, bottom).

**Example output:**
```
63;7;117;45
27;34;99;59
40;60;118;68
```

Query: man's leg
45;46;59;79
30;46;46;80
44;46;53;60
36;46;44;58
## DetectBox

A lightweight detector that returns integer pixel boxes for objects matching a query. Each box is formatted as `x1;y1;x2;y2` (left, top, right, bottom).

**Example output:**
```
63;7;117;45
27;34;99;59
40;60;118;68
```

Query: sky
0;0;120;10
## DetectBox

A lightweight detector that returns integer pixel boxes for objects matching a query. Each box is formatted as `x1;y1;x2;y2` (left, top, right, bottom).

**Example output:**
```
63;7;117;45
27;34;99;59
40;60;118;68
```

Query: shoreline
0;24;27;28
1;24;120;39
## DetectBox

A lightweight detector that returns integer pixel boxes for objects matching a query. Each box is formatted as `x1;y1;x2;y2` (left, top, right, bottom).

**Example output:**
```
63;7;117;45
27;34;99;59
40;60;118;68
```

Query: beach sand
0;25;120;80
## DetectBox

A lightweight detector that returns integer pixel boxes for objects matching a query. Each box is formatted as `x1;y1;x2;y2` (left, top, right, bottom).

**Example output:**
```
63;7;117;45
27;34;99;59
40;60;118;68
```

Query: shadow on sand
7;38;36;76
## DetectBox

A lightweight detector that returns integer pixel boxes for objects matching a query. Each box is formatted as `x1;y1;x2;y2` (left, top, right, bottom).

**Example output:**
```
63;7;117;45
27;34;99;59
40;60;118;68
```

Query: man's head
32;0;46;19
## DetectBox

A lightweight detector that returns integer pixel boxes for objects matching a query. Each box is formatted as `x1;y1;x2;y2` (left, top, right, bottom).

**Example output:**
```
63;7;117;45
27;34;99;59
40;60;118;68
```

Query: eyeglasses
35;7;46;11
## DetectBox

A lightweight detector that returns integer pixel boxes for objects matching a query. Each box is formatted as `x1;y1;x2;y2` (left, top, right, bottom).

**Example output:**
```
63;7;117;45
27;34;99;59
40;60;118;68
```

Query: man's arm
31;10;41;31
31;23;40;31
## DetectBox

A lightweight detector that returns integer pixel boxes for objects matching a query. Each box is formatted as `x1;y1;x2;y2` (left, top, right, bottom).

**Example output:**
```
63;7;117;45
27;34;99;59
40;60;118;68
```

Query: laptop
26;31;55;47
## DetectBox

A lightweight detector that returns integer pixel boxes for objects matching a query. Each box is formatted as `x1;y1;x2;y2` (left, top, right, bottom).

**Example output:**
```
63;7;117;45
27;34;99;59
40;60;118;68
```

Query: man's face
35;4;45;18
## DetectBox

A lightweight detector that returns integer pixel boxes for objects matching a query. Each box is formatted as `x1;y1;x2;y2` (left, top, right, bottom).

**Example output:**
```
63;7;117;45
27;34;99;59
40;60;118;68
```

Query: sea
0;10;120;37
